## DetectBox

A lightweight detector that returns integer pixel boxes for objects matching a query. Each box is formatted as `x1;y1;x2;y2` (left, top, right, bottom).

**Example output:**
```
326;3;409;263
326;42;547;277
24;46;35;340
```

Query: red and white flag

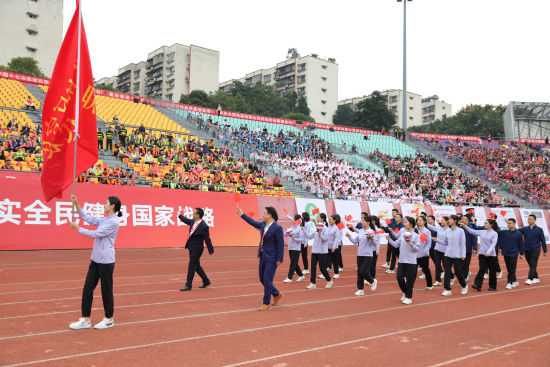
41;0;97;201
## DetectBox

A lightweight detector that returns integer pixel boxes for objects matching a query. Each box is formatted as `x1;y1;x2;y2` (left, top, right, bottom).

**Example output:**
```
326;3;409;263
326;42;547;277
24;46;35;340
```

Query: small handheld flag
233;193;241;202
420;233;428;242
283;209;289;215
337;222;345;230
293;218;301;226
311;208;320;215
345;215;353;222
385;219;392;225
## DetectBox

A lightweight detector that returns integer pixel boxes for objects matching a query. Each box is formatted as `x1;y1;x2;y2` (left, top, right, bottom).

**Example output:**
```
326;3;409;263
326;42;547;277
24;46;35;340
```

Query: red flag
374;230;385;235
233;192;241;202
345;215;353;222
490;212;496;219
466;208;474;214
348;224;354;229
283;209;289;215
420;233;428;242
337;222;345;230
247;212;256;217
311;208;320;215
385;219;392;225
293;219;301;226
41;1;97;201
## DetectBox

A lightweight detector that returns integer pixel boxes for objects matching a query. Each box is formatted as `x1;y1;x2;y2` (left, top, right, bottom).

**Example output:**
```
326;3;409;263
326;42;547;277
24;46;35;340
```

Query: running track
0;247;549;367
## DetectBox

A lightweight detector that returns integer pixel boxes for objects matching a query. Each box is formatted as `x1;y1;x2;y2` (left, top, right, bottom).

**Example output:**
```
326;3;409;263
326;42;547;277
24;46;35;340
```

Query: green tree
188;90;210;107
332;105;354;124
94;83;117;92
296;96;310;116
345;91;396;131
0;57;46;77
281;112;315;122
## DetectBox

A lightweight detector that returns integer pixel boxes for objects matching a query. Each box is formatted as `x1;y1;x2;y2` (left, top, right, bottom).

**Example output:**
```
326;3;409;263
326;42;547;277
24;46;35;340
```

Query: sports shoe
382;263;389;268
419;273;425;279
426;286;434;290
333;274;340;279
69;318;91;330
496;272;503;279
402;298;412;305
461;285;468;295
371;279;378;291
306;283;316;290
319;274;325;279
532;278;540;284
94;318;114;329
303;269;309;274
355;290;365;296
465;274;470;281
525;279;533;285
271;293;282;306
258;304;271;311
385;269;395;274
283;278;292;283
484;273;489;279
296;276;305;282
433;281;441;286
450;279;455;286
418;267;422;272
339;268;344;272
442;290;452;296
512;281;519;288
364;279;371;285
325;280;334;288
401;294;406;302
505;283;513;290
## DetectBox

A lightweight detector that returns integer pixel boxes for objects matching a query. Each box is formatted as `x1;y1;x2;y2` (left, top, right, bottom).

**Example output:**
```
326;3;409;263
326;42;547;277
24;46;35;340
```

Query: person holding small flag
346;217;378;296
283;214;306;283
306;221;333;290
416;216;434;290
441;215;468;296
427;216;450;286
461;218;499;291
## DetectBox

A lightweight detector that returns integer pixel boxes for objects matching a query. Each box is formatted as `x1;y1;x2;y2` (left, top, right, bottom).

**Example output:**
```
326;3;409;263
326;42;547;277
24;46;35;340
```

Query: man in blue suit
238;206;284;311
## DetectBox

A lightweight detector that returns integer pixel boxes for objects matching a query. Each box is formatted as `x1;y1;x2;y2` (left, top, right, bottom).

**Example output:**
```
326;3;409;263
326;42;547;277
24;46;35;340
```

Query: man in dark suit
178;208;214;291
237;206;284;311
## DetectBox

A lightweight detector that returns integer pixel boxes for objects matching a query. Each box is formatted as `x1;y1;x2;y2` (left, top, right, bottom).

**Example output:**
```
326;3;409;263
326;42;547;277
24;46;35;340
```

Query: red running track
0;246;549;367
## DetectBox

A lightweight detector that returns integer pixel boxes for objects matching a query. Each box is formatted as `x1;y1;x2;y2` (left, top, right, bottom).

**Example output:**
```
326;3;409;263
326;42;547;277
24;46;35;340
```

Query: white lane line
427;332;550;367
3;298;549;367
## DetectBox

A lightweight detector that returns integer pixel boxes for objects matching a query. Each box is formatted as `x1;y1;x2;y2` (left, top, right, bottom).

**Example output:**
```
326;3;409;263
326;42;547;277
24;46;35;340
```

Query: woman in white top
347;217;378;296
369;215;383;280
462;219;499;291
324;215;342;279
416;216;434;290
426;216;451;286
300;212;315;274
283;214;306;283
68;194;122;330
306;222;333;289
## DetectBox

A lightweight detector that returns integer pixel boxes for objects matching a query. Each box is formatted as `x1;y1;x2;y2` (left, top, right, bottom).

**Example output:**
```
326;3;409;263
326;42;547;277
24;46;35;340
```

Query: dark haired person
520;215;547;285
441;215;468;296
346;216;378;296
68;194;122;330
382;209;403;272
301;212;313;274
427;216;450;287
462;218;499;291
498;218;524;289
283;214;306;283
238;206;284;311
323;215;342;279
461;214;479;281
178;207;214;291
416;216;433;290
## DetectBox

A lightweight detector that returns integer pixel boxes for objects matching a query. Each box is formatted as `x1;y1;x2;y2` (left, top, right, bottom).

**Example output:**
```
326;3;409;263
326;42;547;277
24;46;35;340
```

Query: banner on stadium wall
519;138;546;144
367;202;393;221
410;132;481;143
94;89;150;105
400;203;425;218
334;200;362;245
0;70;50;86
489;207;517;230
519;209;550;243
306;122;380;136
431;205;458;221
461;206;487;225
220;111;296;126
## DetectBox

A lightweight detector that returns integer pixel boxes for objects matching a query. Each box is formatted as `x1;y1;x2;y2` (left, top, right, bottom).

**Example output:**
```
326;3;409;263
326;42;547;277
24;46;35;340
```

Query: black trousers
433;250;445;282
82;261;115;318
98;140;104;150
386;245;398;270
495;256;502;273
337;245;343;268
525;250;540;280
300;243;309;270
328;249;339;274
357;256;375;290
417;256;433;287
474;255;497;290
106;138;113;151
370;253;378;279
310;253;331;284
186;247;209;288
288;250;303;279
443;256;466;291
462;252;473;279
504;255;518;284
397;262;417;299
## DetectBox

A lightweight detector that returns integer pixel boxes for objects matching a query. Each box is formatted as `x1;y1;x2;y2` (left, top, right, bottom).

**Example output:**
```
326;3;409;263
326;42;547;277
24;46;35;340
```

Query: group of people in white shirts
282;210;547;305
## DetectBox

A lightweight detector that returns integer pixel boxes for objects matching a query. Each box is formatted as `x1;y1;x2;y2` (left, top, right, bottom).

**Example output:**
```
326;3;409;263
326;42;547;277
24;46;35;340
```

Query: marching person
283;214;306;283
306;221;333;289
369;215;383;280
301;212;314;274
461;214;479;281
441;215;468;296
323;215;341;279
427;216;450;286
387;216;420;305
519;215;547;285
68;195;122;330
347;217;378;296
461;218;498;292
382;210;404;274
416;216;434;290
498;218;524;289
178;208;214;291
238;206;284;311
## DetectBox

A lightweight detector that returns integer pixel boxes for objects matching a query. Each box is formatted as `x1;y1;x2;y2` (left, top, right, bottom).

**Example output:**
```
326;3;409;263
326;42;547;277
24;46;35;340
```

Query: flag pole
71;0;82;221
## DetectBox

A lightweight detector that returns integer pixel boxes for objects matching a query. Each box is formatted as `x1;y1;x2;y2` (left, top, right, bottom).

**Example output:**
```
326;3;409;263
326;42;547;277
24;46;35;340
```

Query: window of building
390;96;398;103
298;63;306;72
297;75;306;84
321;100;327;104
409;106;413;110
167;94;173;101
26;29;38;36
133;82;140;90
322;65;327;69
26;46;37;53
321;88;327;93
134;70;140;78
264;74;271;82
27;12;38;19
297;87;305;95
321;112;326;116
30;0;38;2
321;77;327;81
391;106;397;111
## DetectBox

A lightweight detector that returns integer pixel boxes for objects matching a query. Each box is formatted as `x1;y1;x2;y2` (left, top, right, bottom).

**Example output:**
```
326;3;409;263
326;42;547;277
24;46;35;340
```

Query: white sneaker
69;318;91;330
401;293;406;302
355;290;365;296
461;285;468;295
325;280;334;289
525;279;533;285
296;276;305;282
512;281;519;288
327;268;331;272
303;269;309;274
532;278;540;284
371;279;378;291
306;283;316;289
426;286;434;290
465;274;470;281
283;278;292;283
382;263;389;268
484;273;489;279
451;279;455;286
339;268;344;272
94;317;114;329
505;283;513;290
319;274;325;279
418;267;422;272
385;269;395;274
496;272;503;279
333;274;340;279
419;274;426;279
364;279;371;285
442;290;452;296
433;281;441;286
402;298;412;305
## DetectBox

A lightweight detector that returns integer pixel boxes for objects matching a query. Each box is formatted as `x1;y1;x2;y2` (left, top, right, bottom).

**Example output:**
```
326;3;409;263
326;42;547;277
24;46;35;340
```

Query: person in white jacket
306;222;333;289
347;217;378;296
283;214;306;283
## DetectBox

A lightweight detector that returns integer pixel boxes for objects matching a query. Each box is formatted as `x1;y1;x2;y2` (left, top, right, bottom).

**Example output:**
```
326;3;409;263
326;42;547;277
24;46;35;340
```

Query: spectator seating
0;78;40;109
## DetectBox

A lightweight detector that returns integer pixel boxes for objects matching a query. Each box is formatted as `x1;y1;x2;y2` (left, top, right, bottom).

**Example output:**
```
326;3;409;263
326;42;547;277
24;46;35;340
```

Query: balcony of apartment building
275;75;295;91
145;80;163;96
133;82;141;93
275;65;295;80
117;70;131;85
146;54;164;70
145;69;164;85
118;82;131;93
422;105;435;115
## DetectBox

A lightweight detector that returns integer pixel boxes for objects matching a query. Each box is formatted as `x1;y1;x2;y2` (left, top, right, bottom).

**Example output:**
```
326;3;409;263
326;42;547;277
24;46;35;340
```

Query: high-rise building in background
98;44;219;102
0;0;64;77
220;55;338;124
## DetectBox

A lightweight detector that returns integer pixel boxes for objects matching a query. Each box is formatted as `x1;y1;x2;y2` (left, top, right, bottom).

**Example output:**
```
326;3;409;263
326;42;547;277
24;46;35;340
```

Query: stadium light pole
397;0;412;132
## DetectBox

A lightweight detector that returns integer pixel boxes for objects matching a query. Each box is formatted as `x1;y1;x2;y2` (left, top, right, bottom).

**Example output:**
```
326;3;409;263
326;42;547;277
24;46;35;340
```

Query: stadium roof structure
504;101;550;141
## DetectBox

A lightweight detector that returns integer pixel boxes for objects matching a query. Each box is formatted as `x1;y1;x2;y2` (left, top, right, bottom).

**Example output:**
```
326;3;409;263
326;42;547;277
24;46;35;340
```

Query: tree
188;90;210;107
409;104;505;138
0;57;45;77
345;91;396;131
94;83;117;92
422;95;439;103
282;112;315;123
296;96;310;116
332;105;353;125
